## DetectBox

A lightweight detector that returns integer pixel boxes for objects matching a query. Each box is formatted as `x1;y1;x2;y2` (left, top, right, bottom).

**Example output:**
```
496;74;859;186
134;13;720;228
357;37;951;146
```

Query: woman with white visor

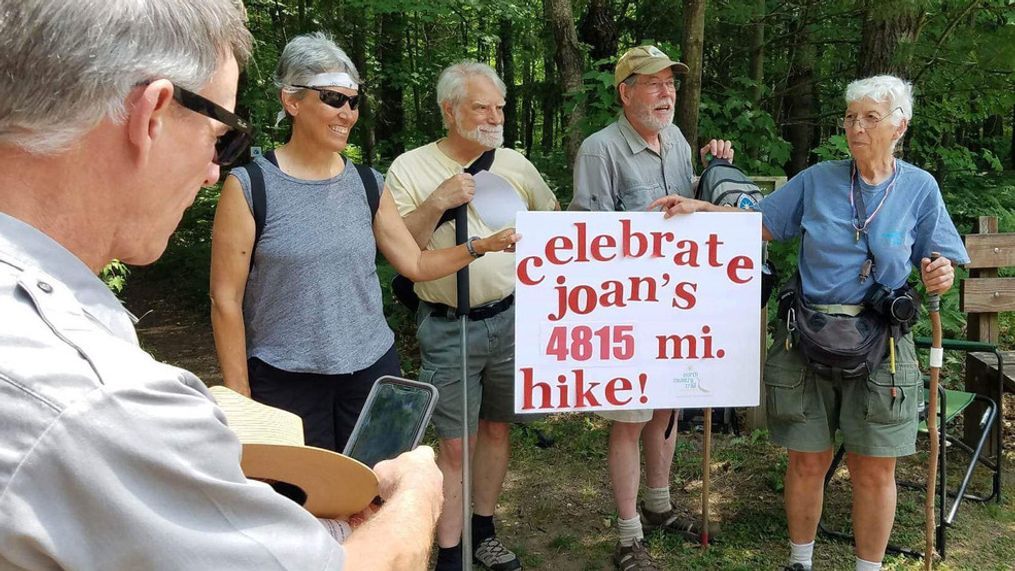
210;32;517;452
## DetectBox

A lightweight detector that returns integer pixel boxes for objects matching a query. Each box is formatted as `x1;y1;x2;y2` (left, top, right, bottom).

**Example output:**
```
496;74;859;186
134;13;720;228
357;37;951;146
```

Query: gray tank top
230;155;394;374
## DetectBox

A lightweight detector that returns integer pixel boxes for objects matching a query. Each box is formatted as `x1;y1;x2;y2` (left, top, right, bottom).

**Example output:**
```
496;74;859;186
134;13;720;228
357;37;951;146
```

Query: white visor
302;72;358;90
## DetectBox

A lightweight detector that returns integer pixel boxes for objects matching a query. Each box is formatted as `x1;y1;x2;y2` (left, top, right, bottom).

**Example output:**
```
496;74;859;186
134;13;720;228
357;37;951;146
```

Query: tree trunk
858;0;926;78
748;0;765;105
782;3;815;176
540;51;556;154
523;55;535;155
544;0;585;166
579;0;618;69
677;0;706;152
376;11;407;159
498;19;518;148
1010;104;1015;169
349;8;374;165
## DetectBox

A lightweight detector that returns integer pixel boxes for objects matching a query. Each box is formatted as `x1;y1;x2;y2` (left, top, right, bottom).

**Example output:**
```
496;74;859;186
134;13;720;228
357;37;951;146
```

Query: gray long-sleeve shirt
569;113;694;212
0;212;344;570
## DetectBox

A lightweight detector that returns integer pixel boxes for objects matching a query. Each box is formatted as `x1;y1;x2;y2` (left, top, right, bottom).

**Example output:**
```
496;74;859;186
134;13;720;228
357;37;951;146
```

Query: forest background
124;0;1015;346
120;1;1015;569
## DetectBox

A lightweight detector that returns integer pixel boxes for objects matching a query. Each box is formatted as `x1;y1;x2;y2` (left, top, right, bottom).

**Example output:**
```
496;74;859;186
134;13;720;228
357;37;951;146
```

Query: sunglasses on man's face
293;85;361;111
172;86;253;166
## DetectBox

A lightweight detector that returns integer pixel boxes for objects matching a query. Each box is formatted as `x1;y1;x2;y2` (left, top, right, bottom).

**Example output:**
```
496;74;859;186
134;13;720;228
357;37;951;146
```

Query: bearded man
386;61;559;571
568;45;733;571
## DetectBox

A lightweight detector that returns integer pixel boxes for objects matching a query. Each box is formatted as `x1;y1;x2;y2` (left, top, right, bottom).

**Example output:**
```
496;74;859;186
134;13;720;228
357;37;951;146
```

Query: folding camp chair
818;336;1003;560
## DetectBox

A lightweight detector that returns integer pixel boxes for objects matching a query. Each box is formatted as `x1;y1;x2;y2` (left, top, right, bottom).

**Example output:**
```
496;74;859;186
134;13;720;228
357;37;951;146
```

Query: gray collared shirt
569;113;694;212
0;213;344;570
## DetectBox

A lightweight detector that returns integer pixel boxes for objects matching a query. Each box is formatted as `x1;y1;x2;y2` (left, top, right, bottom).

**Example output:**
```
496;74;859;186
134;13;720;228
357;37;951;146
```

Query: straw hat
209;386;378;519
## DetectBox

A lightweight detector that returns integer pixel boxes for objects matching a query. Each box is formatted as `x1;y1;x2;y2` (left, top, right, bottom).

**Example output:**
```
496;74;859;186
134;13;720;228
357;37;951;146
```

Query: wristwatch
466;236;484;258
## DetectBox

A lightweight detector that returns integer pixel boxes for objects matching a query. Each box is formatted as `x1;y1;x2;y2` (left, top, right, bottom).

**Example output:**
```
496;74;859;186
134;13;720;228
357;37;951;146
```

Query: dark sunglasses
172;86;253;166
293;85;361;111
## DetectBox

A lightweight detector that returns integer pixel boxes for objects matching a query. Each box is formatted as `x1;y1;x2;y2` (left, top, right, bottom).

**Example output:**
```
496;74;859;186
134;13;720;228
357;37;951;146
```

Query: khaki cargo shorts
764;321;921;457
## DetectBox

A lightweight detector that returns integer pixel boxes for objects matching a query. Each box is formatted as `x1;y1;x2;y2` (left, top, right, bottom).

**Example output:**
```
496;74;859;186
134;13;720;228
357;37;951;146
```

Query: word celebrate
514;212;762;413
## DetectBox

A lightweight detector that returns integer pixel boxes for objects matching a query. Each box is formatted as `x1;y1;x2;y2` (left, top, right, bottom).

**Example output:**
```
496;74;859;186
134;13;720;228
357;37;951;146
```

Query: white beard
634;104;674;133
461;124;504;149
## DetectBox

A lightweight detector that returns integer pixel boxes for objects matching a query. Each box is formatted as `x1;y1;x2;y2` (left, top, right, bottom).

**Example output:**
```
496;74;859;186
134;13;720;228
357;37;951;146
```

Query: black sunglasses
172;86;253;166
293;85;361;111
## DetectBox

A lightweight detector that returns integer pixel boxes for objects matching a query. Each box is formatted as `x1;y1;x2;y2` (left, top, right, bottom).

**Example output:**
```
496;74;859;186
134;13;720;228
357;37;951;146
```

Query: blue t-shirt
758;159;970;305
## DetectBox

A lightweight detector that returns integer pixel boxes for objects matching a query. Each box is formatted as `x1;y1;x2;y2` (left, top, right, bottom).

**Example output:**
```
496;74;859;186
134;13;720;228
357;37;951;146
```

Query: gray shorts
765;321;921;457
416;300;542;440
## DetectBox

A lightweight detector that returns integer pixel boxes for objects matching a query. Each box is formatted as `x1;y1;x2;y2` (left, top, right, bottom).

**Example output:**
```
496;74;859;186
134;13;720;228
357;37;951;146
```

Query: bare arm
649;194;775;242
401;173;475;248
374;189;517;282
343;447;443;570
210;176;254;397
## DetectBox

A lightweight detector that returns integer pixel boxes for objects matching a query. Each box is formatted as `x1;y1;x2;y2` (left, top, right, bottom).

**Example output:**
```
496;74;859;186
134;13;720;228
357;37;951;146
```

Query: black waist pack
778;273;888;379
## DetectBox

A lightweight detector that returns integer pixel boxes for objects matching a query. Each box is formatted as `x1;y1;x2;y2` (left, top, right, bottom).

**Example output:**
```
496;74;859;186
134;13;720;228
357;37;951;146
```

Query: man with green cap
568;44;732;570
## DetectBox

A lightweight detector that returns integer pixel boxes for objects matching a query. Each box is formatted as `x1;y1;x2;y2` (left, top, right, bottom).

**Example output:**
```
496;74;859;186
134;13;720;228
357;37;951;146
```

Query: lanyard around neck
849;160;897;241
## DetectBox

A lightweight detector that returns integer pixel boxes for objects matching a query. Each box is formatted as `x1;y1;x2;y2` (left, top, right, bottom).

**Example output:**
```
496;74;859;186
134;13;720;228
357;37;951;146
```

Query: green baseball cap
614;45;689;87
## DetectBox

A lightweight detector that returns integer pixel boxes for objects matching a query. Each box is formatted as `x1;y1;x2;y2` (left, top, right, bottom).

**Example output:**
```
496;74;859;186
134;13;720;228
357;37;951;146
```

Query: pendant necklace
850;159;898;242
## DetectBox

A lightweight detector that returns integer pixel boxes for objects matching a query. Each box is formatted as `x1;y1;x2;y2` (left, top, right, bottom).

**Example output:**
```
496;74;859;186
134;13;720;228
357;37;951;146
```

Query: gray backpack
695;157;765;209
696;157;776;306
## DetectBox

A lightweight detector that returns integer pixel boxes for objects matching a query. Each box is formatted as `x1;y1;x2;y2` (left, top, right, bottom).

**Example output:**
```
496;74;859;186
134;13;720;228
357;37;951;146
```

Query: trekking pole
925;252;943;570
454;203;474;571
701;407;712;548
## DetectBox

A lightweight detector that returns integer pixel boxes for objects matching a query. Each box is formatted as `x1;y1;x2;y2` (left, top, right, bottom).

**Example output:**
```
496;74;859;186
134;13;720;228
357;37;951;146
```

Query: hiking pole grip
701;407;712;548
925;252;942;570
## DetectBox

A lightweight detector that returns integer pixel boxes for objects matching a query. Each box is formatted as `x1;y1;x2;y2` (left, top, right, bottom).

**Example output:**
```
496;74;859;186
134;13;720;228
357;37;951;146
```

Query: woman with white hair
652;75;969;571
210;33;517;453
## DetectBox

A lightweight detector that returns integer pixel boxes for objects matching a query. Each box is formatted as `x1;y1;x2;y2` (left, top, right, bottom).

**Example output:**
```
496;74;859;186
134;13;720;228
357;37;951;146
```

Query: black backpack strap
432;148;497;230
263;149;279;168
353;162;380;220
246;160;267;272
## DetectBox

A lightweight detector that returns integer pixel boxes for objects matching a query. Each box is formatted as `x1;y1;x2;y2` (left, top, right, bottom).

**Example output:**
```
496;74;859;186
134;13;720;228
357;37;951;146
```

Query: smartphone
343;376;438;468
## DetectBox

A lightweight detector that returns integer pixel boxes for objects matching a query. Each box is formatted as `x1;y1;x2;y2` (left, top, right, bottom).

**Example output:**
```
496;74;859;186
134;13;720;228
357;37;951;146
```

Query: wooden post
963;216;1001;457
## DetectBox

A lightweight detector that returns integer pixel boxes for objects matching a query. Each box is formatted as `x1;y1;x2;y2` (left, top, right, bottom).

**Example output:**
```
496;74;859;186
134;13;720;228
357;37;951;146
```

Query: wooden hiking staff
924;252;943;570
701;407;712;548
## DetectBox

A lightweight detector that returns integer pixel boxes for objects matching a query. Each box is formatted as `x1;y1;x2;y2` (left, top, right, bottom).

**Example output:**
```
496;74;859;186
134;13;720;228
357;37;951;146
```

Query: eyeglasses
172;86;253;165
293;85;361;111
636;78;680;93
838;107;902;130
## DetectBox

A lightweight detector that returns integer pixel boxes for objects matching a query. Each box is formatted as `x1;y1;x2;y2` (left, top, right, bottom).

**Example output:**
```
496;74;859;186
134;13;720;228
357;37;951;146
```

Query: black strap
433;148;497;230
355;162;381;220
245;150;377;272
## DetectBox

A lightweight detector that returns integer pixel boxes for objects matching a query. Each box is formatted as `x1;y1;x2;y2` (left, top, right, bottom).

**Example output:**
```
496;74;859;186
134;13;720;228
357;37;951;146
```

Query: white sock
855;557;881;571
617;515;643;546
789;540;814;568
643;486;671;514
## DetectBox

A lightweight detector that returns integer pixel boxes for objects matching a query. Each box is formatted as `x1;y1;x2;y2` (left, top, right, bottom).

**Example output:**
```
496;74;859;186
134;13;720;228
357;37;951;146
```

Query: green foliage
100;260;130;295
697;84;791;176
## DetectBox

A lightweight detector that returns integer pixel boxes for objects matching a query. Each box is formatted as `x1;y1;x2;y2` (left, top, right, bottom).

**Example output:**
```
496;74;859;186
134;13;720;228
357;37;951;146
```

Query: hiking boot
473;536;521;571
639;501;721;544
613;539;660;571
783;564;810;571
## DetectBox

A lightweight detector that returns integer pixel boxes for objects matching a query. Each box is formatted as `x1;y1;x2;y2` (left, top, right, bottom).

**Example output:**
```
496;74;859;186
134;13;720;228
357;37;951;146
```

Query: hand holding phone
343;376;438;468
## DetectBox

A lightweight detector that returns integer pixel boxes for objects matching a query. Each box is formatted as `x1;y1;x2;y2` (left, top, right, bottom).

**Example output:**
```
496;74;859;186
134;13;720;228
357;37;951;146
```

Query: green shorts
416;301;543;440
764;321;921;458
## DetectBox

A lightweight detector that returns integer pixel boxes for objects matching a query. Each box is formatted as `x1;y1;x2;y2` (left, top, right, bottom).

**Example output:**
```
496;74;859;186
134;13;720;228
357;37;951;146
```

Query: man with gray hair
0;2;441;569
569;45;731;570
386;61;559;571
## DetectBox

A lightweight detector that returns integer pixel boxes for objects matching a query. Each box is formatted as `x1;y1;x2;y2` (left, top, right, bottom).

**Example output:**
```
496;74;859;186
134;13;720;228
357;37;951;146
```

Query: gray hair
436;61;506;128
0;0;252;155
275;33;360;95
844;75;914;127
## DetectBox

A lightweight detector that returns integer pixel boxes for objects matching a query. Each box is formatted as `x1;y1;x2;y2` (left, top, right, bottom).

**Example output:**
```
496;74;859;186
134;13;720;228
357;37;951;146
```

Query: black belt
426;294;514;321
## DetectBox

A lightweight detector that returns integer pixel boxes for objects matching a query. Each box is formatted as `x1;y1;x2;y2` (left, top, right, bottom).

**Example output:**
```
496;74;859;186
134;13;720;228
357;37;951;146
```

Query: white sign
514;212;762;413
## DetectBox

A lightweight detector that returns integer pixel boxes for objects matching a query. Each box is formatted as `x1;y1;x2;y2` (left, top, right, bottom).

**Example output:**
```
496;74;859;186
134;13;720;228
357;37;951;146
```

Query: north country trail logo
673;366;710;393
